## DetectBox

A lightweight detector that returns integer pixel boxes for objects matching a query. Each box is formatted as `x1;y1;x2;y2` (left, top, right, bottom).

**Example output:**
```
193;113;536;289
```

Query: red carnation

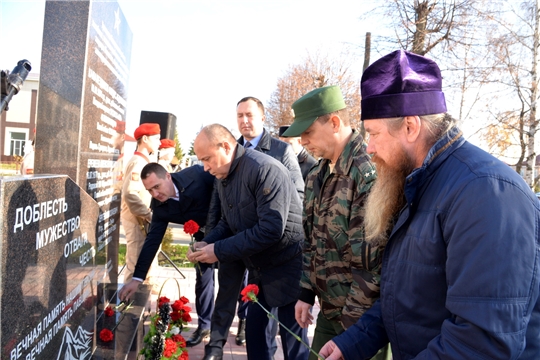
182;312;192;322
180;351;189;360
163;338;178;357
171;311;181;322
241;284;259;302
183;220;199;235
171;334;186;347
99;329;114;342
180;296;189;304
158;296;170;307
104;305;114;317
172;300;184;312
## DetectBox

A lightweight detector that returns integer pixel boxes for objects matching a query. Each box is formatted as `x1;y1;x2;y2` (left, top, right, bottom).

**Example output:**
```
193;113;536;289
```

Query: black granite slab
93;283;151;360
7;0;135;358
0;175;99;359
35;0;133;316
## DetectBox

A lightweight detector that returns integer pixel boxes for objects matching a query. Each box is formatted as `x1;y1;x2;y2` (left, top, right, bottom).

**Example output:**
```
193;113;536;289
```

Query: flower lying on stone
98;300;134;343
104;305;114;317
99;329;114;342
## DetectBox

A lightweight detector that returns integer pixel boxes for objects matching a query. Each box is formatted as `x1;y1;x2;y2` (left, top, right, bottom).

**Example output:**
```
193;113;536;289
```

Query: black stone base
92;283;151;360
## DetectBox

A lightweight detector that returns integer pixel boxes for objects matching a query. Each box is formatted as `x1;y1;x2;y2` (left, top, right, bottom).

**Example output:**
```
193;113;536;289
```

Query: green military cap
282;85;347;137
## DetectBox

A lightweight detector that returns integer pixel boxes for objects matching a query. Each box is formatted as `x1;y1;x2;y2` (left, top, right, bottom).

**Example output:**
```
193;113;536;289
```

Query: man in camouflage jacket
282;86;389;360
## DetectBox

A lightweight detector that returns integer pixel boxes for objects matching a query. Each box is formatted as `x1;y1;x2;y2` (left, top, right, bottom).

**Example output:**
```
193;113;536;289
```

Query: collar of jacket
297;148;308;163
318;129;363;176
153;171;195;207
238;128;271;151
404;126;465;207
226;144;245;178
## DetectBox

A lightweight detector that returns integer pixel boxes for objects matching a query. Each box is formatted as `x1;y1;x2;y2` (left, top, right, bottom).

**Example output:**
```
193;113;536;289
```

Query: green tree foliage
173;129;184;163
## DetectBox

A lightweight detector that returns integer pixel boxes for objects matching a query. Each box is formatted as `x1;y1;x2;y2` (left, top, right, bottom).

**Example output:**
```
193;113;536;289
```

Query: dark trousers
205;260;308;359
236;269;249;319
195;262;215;330
206;260;245;355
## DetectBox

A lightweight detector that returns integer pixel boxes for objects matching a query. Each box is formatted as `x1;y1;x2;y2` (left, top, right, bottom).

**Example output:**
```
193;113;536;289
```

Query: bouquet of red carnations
139;296;192;360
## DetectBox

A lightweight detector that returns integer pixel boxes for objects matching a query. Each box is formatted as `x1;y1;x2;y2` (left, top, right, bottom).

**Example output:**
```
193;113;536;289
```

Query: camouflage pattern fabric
301;130;383;328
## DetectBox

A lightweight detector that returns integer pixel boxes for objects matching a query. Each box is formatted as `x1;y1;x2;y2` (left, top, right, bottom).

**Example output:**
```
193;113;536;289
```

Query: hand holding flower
184;220;203;275
192;241;207;250
188;243;217;264
118;279;142;302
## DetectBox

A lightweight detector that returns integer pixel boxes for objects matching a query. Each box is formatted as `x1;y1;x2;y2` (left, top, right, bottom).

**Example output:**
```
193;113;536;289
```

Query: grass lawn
118;243;195;268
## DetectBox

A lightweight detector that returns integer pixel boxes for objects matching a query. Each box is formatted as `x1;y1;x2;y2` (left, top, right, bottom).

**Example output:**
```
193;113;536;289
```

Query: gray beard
364;152;413;246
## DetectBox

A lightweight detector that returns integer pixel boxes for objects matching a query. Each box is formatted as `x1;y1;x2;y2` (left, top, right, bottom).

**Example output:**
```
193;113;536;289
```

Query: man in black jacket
233;96;305;346
188;97;305;349
278;125;317;181
190;124;308;360
117;163;215;326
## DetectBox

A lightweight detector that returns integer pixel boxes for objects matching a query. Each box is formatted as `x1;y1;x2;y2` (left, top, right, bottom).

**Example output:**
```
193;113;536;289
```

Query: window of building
10;132;26;156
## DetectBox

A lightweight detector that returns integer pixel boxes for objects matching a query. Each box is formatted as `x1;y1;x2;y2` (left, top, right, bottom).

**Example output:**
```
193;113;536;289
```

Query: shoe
235;318;246;346
202;355;222;360
186;328;211;347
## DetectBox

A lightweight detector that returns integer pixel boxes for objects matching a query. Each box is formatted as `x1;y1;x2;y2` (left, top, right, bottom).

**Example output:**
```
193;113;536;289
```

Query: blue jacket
133;165;215;279
206;128;305;232
238;128;304;198
334;127;540;359
204;145;304;308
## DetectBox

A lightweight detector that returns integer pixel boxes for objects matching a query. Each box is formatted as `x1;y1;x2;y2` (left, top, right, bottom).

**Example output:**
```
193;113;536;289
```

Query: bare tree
361;0;484;56
357;0;540;188
265;48;362;134
364;1;498;116
478;0;540;188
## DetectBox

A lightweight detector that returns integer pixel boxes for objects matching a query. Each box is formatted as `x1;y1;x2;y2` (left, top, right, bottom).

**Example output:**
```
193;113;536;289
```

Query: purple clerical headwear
360;50;447;120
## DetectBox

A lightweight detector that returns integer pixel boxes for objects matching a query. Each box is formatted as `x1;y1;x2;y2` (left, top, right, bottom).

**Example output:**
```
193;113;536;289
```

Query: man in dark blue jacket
189;96;305;349
278;125;317;181
117;162;215;327
189;124;308;360
320;50;540;360
234;96;304;347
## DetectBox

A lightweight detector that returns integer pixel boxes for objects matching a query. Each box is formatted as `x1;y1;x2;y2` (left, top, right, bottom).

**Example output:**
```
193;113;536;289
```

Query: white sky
0;0;378;152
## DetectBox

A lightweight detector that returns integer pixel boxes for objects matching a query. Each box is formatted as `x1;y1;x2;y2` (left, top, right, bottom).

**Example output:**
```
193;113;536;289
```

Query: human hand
188;243;217;264
118;279;141;302
319;340;344;360
193;241;207;250
187;241;207;260
295;300;314;328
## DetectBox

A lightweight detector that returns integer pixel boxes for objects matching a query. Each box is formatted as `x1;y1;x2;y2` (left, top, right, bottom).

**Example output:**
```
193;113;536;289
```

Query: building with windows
0;72;38;162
